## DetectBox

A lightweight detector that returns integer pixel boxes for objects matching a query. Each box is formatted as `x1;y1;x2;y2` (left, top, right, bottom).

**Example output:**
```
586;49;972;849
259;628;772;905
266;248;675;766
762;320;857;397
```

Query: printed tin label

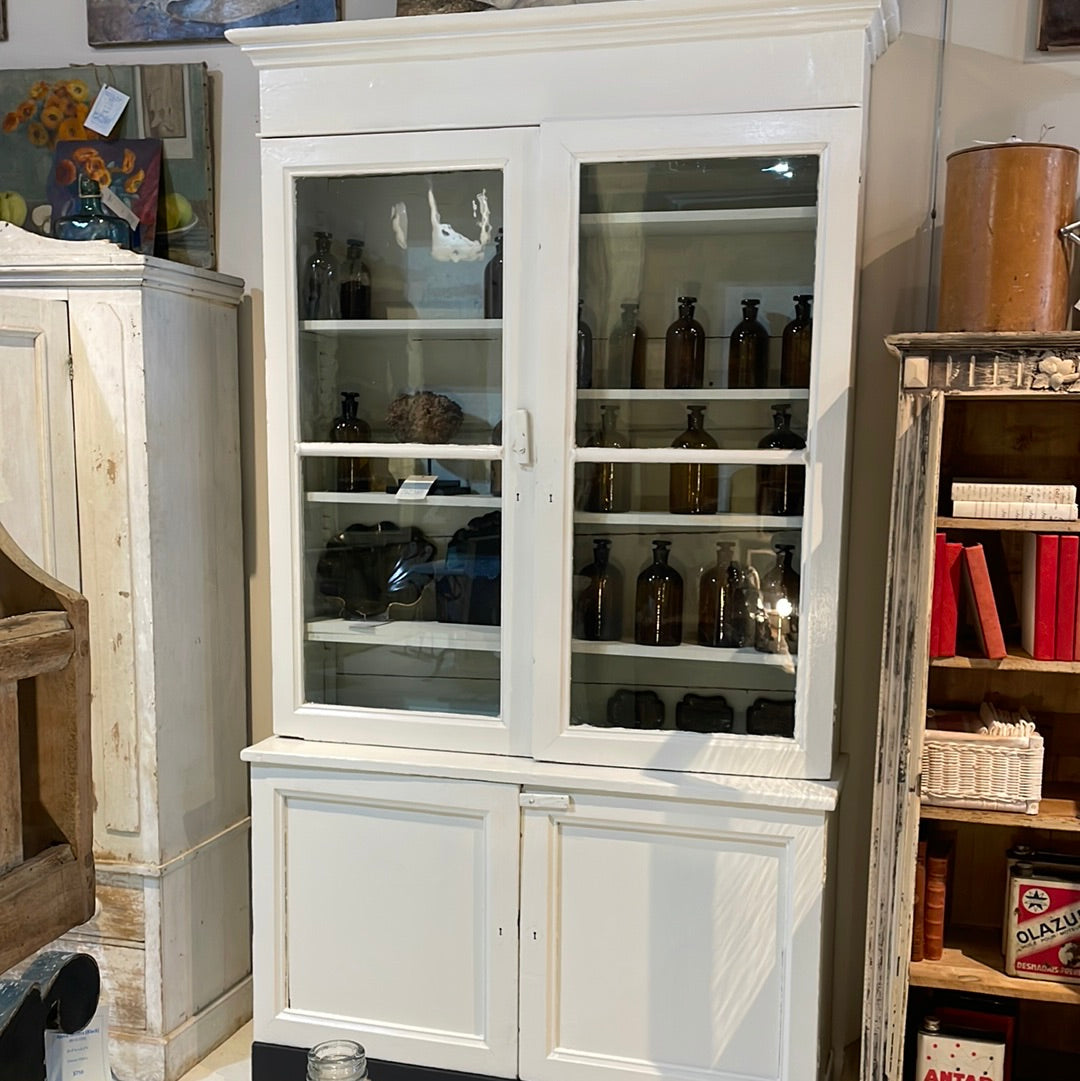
1005;869;1080;982
915;1029;1004;1081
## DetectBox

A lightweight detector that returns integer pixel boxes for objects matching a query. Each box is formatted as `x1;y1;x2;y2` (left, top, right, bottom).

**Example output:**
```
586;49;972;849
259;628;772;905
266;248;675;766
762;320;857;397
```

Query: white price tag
84;84;130;136
45;1003;111;1081
395;475;438;501
99;184;140;231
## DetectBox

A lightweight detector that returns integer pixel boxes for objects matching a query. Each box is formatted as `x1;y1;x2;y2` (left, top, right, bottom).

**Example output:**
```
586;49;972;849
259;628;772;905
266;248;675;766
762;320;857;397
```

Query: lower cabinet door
251;767;521;1076
518;791;828;1081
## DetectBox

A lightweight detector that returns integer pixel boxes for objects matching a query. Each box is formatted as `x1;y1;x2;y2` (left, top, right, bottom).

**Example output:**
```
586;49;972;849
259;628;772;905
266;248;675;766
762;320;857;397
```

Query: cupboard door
261;128;538;755
0;294;79;588
532;110;863;779
518;791;829;1081
251;767;520;1075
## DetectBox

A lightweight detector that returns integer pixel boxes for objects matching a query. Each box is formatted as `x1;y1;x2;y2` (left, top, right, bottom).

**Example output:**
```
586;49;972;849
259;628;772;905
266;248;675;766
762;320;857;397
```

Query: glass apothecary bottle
484;228;503;319
577;300;594;389
670;405;719;514
697;541;751;648
303;230;340;320
490;420;503;497
54;176;131;248
756;404;805;516
664;295;705;388
574;538;623;641
634;539;683;646
780;294;813;388
331;391;373;493
755;544;799;655
582;405;630;512
339;238;372;319
307;1039;368;1081
728;298;770;388
608;302;647;388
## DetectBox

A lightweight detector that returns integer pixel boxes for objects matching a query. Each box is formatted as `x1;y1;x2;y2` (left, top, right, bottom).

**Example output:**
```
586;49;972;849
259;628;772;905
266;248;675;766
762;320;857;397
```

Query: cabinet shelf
579;206;817;236
930;646;1080;674
936;516;1080;533
919;789;1080;832
307;491;500;509
574;511;801;530
909;926;1080;1004
302;318;502;339
306;619;501;652
571;638;795;669
578;389;810;402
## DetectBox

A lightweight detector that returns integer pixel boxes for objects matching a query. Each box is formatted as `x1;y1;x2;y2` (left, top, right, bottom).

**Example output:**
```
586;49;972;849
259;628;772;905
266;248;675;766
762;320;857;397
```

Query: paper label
45;1003;111;1081
99;185;139;231
84;84;130;136
395;475;438;501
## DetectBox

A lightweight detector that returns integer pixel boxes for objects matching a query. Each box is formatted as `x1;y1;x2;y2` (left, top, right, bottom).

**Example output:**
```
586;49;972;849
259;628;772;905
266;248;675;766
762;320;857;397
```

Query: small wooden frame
1039;0;1080;51
0;521;93;974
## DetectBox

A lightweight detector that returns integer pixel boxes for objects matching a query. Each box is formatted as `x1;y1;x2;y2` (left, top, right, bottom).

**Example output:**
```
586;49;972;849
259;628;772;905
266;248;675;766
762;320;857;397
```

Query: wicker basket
920;729;1044;815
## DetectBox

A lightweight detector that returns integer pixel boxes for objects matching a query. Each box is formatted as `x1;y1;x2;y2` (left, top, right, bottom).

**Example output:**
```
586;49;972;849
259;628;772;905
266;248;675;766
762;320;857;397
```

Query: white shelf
307;491;501;509
302;318;502;339
574;447;807;466
574;512;802;529
572;639;796;669
306;619;501;652
299;441;501;461
579;206;817;236
578;389;810;401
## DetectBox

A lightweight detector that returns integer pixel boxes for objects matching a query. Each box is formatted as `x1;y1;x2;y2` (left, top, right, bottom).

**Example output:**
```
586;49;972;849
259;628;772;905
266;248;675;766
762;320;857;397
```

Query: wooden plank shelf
930;646;1080;674
909;926;1080;1004
920;793;1080;832
307;619;501;653
937;516;1080;533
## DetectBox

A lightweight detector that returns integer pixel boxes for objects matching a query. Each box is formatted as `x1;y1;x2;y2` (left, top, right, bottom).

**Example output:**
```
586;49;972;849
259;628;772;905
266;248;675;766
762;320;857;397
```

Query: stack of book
1021;532;1080;661
930;535;1007;659
911;839;950;962
951;479;1078;522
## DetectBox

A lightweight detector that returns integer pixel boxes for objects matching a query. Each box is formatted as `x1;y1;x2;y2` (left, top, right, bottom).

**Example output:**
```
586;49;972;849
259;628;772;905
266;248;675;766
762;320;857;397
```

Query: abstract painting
88;0;339;45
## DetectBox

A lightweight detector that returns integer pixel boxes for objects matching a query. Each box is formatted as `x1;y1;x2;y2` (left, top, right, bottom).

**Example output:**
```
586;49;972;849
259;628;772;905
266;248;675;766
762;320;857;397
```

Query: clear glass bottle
739;560;764;649
634;539;683;647
577;300;594;389
54;176;131;248
484;228;503;319
307;1040;368;1081
303;230;340;320
339;238;372;319
697;541;747;648
490;419;503;497
664;295;705;389
670;405;719;514
756;404;806;516
755;543;800;655
582;405;630;512
728;298;770;388
780;294;813;388
331;391;372;493
574;538;623;641
608;302;647;389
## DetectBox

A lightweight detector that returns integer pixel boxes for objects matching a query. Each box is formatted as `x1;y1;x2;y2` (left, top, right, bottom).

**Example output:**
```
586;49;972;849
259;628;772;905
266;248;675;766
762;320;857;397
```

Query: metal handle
1060;220;1080;247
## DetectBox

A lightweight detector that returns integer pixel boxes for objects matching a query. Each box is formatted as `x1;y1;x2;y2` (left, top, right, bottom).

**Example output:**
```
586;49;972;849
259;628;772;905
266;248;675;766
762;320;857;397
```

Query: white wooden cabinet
233;2;896;1079
0;226;251;1081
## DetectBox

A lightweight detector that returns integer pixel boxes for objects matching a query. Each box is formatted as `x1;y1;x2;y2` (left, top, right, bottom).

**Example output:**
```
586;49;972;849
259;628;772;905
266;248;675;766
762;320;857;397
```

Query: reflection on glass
574;538;623;641
340;239;372;319
697;541;748;648
756;544;799;656
756;404;805;516
781;294;813;388
728;298;770;388
303;230;340;320
609;302;647;389
484;228;503;318
582;406;630;512
331;391;373;493
577;301;594;389
490;421;503;497
664;296;705;389
670;405;719;514
634;540;683;647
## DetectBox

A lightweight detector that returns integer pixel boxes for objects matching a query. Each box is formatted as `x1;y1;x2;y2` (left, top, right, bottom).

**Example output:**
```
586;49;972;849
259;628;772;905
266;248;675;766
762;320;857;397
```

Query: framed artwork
0;2;7;42
88;0;339;46
1038;0;1080;50
0;63;216;268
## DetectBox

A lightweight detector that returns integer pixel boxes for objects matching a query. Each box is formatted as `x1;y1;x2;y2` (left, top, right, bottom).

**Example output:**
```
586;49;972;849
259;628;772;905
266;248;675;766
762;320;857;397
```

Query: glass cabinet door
534;112;862;779
265;130;536;753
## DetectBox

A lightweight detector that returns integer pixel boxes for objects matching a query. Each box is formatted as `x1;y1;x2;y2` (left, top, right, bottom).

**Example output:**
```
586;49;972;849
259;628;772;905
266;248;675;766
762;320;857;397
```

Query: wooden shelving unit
930;646;1080;674
919;789;1080;832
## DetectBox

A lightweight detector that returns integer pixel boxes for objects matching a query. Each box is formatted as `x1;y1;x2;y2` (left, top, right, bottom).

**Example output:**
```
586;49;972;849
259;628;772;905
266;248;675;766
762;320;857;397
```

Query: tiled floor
177;1023;252;1081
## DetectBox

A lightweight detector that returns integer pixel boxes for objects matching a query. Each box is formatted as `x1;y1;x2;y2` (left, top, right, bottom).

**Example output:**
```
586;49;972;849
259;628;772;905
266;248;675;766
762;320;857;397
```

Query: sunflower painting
88;0;339;45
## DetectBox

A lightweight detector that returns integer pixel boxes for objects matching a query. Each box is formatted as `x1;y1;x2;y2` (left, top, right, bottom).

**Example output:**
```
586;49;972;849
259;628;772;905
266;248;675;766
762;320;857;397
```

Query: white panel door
0;294;78;587
519;791;829;1081
251;766;521;1076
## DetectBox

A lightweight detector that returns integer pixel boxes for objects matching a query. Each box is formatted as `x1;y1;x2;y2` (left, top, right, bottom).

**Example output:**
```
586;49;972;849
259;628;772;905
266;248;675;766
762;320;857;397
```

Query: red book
1022;533;1059;661
962;544;1006;659
939;542;963;656
929;532;946;657
1056;534;1079;661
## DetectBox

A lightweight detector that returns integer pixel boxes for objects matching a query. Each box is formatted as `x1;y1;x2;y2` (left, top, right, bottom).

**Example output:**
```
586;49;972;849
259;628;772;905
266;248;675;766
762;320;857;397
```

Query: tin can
914;1016;1005;1081
1004;863;1080;982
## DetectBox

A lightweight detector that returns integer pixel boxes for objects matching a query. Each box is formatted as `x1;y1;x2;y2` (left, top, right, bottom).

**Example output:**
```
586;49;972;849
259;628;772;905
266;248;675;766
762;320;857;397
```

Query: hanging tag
84;84;130;136
99;185;140;231
395;475;438;501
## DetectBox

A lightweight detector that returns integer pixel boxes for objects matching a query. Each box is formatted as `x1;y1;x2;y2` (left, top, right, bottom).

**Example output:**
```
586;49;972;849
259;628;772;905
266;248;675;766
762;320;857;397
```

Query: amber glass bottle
728;298;770;388
608;302;647;389
490;420;503;497
339;239;372;319
574;538;623;641
484;229;503;319
634;540;683;646
780;294;813;388
756;404;805;516
331;391;372;492
755;544;800;655
670;405;719;514
697;541;747;648
577;300;594;389
583;406;630;512
664;296;705;388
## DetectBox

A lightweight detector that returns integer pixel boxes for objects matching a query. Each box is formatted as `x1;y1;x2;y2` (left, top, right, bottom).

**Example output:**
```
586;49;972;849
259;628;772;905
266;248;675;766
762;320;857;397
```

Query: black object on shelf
675;693;734;733
746;697;795;738
606;688;665;729
436;511;501;626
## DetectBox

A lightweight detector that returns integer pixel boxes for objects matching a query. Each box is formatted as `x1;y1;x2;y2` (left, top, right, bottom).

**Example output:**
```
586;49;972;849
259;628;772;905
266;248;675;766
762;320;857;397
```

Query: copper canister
938;142;1079;331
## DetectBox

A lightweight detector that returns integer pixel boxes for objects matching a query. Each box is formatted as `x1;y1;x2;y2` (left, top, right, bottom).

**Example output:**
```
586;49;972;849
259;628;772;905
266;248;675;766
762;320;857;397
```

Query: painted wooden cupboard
232;2;897;1079
0;225;251;1081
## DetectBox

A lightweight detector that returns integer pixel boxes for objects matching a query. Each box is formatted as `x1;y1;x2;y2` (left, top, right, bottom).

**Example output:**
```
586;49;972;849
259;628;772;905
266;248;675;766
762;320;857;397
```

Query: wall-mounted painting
88;0;339;45
1039;0;1080;50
